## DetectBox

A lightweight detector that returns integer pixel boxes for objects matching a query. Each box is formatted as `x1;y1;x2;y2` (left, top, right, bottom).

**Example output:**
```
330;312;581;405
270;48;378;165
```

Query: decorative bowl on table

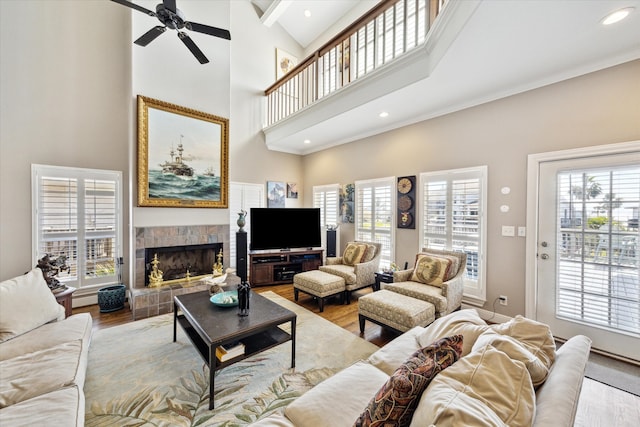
210;291;239;307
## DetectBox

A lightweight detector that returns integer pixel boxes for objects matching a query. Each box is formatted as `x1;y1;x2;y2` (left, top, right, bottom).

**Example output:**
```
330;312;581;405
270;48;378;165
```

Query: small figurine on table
36;254;70;293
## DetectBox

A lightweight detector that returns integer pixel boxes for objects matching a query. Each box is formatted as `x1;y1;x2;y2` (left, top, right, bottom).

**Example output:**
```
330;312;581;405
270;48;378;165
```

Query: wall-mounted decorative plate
397;175;416;229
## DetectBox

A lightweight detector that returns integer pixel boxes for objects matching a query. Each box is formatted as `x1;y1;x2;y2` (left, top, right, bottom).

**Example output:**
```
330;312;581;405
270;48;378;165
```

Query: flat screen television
250;208;321;251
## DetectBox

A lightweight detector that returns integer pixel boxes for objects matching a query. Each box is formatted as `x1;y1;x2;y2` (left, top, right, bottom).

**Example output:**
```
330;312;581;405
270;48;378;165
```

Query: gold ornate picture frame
137;95;229;208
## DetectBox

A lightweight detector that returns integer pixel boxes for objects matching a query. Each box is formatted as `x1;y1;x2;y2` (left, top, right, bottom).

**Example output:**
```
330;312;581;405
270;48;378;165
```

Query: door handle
540;253;549;260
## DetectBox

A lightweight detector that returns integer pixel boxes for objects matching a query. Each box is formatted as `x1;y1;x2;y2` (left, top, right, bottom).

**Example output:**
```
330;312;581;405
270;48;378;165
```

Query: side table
54;286;76;318
374;271;394;291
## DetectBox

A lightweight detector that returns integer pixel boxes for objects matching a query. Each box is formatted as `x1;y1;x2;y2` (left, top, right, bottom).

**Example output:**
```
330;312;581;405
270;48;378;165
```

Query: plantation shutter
555;167;640;334
355;177;395;269
420;167;487;302
84;179;117;280
33;165;122;289
313;184;340;227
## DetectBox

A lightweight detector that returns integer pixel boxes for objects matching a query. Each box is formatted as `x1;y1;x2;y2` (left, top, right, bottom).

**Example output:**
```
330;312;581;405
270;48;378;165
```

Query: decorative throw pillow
410;253;452;286
343;243;367;266
437;254;461;282
354;335;464;427
360;244;377;263
0;268;65;342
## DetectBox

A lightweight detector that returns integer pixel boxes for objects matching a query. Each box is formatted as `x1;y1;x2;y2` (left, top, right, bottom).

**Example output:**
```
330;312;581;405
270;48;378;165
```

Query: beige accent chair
386;248;467;318
319;241;382;303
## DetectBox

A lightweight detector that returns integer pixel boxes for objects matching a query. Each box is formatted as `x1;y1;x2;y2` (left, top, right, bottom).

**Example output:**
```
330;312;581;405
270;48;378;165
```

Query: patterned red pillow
354;335;463;427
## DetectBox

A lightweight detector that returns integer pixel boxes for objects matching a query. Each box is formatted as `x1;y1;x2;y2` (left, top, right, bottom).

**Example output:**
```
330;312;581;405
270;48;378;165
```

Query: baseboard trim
462;303;512;324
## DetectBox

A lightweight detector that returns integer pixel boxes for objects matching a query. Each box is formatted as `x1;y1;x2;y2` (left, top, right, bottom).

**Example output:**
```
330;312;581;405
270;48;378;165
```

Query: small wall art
287;182;298;198
276;48;298;80
340;183;354;223
267;181;285;208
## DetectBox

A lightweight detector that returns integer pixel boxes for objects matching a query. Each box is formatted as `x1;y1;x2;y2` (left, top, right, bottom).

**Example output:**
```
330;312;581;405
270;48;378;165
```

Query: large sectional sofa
253;308;592;426
0;268;93;426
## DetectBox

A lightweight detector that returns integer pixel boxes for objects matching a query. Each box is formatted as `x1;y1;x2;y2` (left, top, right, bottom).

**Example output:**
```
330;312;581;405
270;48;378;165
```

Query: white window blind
32;165;122;290
420;166;487;302
355;177;395;269
556;166;639;335
313;184;340;228
229;182;264;268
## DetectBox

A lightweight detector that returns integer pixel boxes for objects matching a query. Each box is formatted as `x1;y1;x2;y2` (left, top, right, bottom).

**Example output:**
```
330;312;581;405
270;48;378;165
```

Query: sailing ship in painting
148;135;220;201
159;136;194;177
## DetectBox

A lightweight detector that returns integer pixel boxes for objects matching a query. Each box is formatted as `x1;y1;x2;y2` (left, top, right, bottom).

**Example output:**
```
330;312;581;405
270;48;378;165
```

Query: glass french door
537;153;639;362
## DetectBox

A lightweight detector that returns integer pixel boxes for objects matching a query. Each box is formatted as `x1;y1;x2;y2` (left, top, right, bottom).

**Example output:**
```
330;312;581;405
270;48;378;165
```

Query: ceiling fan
111;0;231;64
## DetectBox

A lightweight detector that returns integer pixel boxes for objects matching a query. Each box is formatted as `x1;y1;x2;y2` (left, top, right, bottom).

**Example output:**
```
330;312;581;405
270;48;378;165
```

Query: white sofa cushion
0;386;84;427
367;327;423;375
0;340;84;407
0;268;65;342
284;361;389;427
489;314;556;373
410;344;536;426
0;312;92;362
417;308;489;356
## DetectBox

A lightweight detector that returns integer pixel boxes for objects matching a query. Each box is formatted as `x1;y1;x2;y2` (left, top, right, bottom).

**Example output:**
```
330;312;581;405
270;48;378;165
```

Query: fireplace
130;224;232;320
144;242;223;286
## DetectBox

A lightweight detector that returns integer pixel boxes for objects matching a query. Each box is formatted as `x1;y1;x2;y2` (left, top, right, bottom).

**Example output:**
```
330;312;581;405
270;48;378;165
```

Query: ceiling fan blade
110;0;155;17
163;0;177;14
134;26;167;46
185;21;231;40
178;32;209;64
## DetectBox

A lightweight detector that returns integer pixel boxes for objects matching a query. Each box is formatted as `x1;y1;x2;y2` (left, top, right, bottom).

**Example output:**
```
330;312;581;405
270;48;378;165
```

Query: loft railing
264;0;447;127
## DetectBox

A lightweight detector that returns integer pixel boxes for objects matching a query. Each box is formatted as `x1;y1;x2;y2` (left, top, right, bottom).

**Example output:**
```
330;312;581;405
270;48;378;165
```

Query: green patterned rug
84;291;378;426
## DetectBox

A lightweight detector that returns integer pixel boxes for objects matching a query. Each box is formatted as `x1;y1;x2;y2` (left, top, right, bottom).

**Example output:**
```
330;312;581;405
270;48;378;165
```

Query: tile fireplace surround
130;224;232;320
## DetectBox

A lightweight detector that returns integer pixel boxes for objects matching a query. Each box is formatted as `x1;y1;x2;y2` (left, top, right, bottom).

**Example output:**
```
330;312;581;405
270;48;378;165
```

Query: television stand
250;249;323;286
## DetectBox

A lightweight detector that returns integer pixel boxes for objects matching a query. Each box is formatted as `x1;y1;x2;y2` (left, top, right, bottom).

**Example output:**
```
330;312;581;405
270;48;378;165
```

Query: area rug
585;352;640;397
84;291;379;426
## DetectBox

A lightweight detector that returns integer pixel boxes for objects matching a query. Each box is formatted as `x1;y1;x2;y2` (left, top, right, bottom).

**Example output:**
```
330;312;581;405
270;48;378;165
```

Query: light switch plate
502;225;515;237
518;226;526;237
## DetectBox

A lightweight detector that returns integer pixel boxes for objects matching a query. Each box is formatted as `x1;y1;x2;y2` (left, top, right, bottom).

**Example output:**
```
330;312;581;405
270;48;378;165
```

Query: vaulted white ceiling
255;0;640;155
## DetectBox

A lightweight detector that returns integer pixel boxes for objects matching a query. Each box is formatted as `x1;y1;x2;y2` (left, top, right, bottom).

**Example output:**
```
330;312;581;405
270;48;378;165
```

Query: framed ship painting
137;95;229;208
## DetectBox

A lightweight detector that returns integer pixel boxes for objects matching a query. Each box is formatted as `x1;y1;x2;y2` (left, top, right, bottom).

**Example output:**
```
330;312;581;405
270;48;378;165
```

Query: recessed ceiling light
303;139;311;144
601;7;634;25
379;112;389;118
304;10;311;18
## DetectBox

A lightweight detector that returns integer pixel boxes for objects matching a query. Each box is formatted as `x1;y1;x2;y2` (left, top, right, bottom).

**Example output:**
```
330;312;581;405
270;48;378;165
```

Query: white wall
302;59;640;317
0;0;131;279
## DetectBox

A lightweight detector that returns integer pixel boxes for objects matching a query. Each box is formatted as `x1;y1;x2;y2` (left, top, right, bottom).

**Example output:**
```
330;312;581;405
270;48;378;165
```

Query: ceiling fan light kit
111;0;231;64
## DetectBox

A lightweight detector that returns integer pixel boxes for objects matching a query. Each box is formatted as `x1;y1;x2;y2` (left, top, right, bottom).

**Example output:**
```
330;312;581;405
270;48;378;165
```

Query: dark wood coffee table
173;290;296;409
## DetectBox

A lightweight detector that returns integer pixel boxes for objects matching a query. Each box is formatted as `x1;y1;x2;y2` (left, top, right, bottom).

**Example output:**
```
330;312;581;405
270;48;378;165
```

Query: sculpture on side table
36;254;70;293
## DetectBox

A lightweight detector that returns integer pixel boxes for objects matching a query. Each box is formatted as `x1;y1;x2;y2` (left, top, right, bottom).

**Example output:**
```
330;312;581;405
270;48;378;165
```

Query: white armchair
385;248;467;318
319;241;382;303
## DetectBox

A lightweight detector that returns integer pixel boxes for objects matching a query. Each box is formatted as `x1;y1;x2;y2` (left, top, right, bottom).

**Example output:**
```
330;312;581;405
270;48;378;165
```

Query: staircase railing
264;0;447;127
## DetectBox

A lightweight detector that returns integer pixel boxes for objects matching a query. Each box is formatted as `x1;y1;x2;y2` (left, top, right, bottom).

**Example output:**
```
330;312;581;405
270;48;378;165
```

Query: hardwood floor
73;284;640;426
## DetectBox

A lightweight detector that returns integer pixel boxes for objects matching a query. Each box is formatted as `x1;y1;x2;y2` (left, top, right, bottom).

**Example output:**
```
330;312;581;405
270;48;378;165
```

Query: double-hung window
419;166;487;303
32;165;122;291
313;184;340;228
355;177;395;269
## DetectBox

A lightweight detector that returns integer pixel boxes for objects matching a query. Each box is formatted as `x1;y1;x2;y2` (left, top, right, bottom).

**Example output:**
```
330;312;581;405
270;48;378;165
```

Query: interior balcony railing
264;0;447;127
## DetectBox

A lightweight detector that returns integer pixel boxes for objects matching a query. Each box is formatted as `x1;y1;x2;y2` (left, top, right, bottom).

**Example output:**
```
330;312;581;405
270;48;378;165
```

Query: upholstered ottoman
358;289;435;333
293;270;346;312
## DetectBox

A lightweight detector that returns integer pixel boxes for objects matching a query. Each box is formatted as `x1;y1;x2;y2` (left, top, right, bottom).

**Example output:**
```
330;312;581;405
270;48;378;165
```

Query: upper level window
419;166;487;303
355;177;395;269
32;164;122;291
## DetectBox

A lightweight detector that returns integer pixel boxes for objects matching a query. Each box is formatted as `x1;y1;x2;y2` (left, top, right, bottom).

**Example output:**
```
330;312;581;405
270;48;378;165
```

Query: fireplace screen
144;243;223;286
